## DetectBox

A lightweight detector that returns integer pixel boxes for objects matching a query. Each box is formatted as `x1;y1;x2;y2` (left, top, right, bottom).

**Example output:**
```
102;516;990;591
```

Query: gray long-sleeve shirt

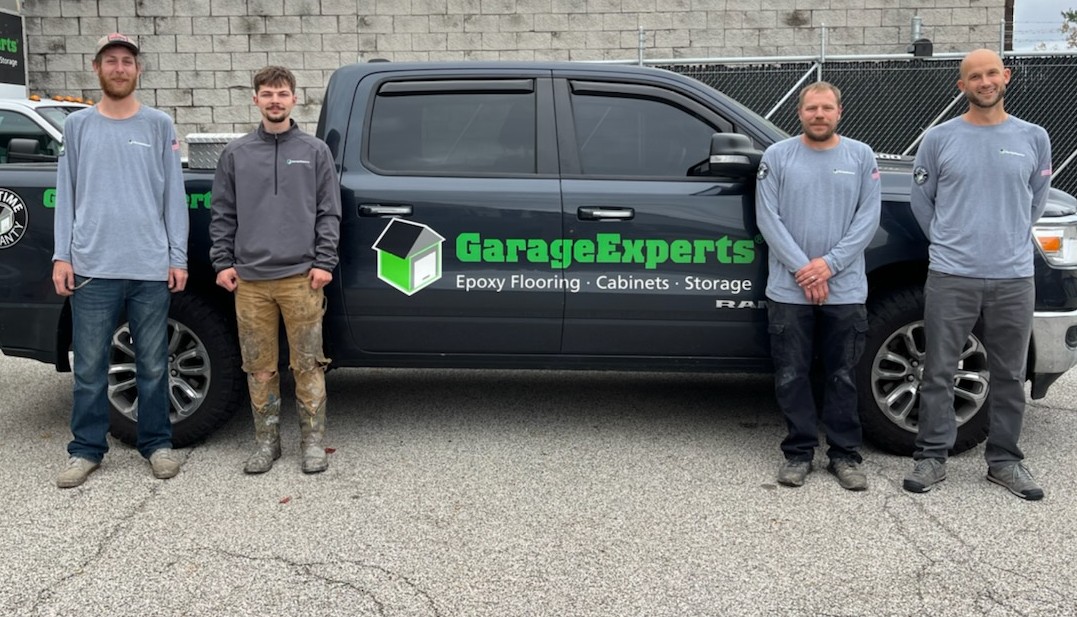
910;115;1052;279
52;106;188;279
209;121;341;281
755;135;882;305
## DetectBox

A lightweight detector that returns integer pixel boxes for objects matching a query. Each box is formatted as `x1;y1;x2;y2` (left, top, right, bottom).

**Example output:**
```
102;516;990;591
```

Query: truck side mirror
704;133;762;180
5;138;56;163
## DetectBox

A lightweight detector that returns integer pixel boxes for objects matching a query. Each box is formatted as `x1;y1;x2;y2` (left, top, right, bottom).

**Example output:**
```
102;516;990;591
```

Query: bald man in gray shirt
904;49;1052;500
756;82;881;491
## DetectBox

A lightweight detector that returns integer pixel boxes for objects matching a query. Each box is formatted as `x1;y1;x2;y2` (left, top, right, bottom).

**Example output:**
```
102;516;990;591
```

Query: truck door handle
577;207;634;221
358;204;413;217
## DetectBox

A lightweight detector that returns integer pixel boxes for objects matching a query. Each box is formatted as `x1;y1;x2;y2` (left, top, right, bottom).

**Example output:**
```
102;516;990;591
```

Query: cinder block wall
21;0;1006;142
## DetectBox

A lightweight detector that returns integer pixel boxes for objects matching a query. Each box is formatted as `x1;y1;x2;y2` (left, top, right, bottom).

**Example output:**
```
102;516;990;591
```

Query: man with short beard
209;66;341;475
51;33;188;488
905;49;1053;500
755;82;881;491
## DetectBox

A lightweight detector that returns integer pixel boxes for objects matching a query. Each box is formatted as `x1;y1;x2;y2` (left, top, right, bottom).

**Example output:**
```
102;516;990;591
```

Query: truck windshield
36;106;84;133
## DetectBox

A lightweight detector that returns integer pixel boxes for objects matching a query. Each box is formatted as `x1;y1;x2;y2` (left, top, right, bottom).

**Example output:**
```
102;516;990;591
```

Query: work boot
777;459;812;487
298;400;328;474
244;388;282;475
827;458;868;491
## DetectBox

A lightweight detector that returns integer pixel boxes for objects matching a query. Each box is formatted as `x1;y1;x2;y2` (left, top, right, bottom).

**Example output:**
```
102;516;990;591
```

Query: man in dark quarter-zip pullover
209;65;341;475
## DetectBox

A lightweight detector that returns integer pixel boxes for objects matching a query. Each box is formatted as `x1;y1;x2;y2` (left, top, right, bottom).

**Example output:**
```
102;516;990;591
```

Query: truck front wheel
107;292;245;448
856;286;991;455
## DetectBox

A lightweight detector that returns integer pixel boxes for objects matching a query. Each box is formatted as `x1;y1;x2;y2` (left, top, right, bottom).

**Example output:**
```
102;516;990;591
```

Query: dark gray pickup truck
3;61;1077;455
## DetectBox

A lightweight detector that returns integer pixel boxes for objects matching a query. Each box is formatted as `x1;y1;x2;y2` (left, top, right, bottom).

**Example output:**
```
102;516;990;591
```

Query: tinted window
368;91;536;174
570;94;716;177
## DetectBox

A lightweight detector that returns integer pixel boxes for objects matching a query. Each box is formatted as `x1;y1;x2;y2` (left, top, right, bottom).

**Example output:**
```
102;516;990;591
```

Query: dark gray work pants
915;271;1034;466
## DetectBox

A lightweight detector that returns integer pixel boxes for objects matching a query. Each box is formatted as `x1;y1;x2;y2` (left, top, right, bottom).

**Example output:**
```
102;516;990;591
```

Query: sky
1013;0;1074;50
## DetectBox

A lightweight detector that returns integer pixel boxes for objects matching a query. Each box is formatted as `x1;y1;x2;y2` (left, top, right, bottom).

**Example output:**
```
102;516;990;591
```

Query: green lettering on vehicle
41;188;211;209
186;191;211;209
453;232;756;269
457;232;481;262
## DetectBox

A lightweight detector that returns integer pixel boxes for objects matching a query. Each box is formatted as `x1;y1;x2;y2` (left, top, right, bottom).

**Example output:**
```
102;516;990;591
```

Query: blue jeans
767;301;868;463
69;277;172;461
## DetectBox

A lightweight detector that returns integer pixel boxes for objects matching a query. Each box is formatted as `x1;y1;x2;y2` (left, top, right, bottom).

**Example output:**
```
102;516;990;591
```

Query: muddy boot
298;400;328;474
244;375;282;474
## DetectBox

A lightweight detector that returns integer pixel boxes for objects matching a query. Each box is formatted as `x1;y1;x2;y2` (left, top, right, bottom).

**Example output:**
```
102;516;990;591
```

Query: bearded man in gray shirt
51;33;189;488
904;49;1052;500
756;82;881;491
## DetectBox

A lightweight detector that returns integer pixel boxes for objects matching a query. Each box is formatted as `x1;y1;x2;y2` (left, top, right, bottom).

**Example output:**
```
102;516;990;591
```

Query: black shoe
827;459;867;491
777;460;812;487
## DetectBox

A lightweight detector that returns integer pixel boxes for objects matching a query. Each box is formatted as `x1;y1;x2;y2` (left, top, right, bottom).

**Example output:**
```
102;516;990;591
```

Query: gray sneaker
56;456;100;489
777;459;812;487
149;448;182;480
903;458;946;493
827;458;868;491
987;463;1044;501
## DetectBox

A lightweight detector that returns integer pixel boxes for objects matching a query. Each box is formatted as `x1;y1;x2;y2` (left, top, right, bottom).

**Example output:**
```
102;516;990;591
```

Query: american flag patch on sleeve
171;138;180;151
1041;168;1052;177
871;167;880;180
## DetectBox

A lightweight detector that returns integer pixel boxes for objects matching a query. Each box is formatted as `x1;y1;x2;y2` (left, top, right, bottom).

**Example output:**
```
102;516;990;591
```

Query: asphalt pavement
2;351;1077;616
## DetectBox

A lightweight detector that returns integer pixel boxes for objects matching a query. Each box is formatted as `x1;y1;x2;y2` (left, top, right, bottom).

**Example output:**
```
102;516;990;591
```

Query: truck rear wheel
856;286;990;455
107;292;245;448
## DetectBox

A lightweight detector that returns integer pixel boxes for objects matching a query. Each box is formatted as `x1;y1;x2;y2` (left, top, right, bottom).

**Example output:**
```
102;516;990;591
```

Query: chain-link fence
658;54;1077;197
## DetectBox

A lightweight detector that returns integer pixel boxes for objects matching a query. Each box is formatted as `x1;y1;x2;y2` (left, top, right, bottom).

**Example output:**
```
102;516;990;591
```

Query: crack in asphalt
881;484;1071;616
25;450;193;615
195;547;442;617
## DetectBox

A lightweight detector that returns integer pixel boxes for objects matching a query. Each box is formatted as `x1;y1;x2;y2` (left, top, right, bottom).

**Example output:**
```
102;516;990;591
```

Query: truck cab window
0;111;61;163
570;93;716;178
368;91;536;175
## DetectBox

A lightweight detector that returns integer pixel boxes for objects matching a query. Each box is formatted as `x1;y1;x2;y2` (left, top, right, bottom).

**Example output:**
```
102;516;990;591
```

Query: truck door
554;77;770;364
334;71;564;355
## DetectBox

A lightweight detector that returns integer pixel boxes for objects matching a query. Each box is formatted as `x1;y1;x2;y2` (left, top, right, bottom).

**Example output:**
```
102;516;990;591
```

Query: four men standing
50;38;1053;496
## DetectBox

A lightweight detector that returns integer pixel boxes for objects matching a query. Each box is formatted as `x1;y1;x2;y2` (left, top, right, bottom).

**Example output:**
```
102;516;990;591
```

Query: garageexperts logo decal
372;219;758;297
0;188;28;249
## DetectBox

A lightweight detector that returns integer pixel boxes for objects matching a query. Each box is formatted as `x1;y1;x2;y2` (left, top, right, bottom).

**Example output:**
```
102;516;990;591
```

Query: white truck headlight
1033;222;1077;267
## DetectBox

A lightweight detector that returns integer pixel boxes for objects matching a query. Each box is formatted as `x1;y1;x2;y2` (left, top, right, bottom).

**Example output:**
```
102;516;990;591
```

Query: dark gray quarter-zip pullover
210;121;341;280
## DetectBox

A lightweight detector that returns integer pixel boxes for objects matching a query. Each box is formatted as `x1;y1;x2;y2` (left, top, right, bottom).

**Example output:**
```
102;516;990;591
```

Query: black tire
108;292;245;448
856;286;990;456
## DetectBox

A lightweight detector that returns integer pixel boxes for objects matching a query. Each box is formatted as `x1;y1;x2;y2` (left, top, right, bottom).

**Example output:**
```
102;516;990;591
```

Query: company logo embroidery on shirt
999;149;1026;157
913;166;929;185
286;159;311;166
128;139;152;148
832;169;855;175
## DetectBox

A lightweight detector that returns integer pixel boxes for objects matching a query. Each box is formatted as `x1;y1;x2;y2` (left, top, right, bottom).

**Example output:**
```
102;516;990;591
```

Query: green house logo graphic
372;219;446;295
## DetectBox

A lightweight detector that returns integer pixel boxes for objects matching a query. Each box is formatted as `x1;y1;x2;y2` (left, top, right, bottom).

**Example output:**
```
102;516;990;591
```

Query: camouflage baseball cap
94;32;139;57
